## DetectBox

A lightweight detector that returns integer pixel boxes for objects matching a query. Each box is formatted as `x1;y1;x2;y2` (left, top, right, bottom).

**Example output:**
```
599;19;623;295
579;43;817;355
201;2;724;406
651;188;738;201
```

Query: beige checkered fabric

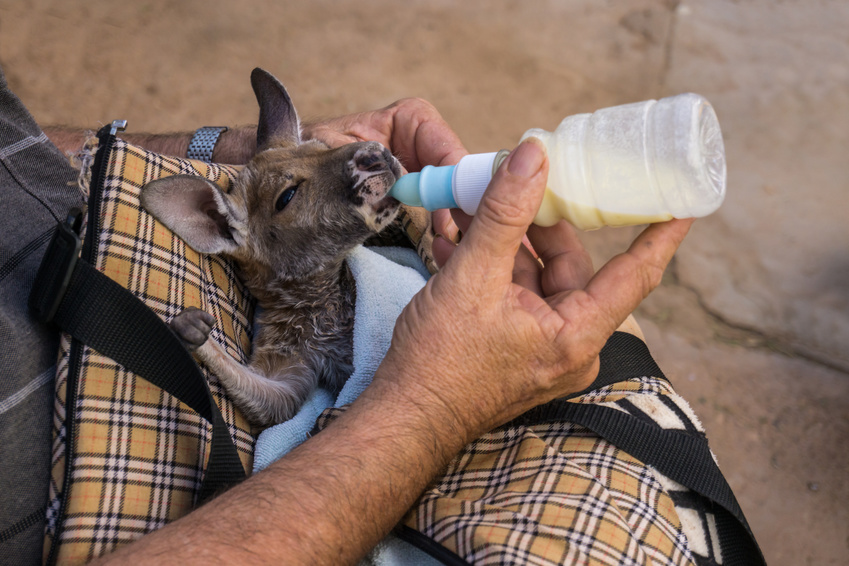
44;140;256;564
403;377;699;566
320;376;707;566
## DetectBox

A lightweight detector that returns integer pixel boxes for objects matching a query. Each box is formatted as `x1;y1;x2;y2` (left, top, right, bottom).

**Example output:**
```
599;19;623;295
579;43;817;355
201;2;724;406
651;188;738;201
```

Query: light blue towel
360;533;445;566
252;245;429;471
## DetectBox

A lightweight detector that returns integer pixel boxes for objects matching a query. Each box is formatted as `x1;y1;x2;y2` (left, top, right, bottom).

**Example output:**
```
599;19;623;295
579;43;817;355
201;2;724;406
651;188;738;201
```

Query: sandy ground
1;1;847;564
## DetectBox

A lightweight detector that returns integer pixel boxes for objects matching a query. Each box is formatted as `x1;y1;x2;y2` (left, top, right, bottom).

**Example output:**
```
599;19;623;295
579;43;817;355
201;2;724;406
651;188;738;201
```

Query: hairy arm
42;125;258;164
41;96;461;169
92;374;463;565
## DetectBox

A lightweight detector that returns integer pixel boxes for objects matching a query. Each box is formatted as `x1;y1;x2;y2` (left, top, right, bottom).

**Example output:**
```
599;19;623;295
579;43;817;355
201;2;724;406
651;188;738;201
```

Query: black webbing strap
563;330;668;400
29;212;246;502
515;332;765;566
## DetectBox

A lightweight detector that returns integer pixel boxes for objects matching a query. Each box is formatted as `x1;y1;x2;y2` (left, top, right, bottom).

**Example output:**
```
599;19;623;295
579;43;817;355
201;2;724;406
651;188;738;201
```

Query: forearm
92;368;464;565
43;125;258;164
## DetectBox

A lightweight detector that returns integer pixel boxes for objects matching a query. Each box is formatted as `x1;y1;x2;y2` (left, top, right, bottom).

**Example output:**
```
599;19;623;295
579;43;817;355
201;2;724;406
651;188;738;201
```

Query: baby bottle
389;93;726;230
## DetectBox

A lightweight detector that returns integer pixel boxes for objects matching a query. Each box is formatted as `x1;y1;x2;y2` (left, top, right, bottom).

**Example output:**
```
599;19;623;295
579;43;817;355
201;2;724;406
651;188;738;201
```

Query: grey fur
141;68;402;427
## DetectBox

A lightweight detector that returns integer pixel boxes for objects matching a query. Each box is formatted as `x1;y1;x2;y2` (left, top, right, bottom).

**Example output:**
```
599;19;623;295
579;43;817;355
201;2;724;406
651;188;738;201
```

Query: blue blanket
252;245;430;471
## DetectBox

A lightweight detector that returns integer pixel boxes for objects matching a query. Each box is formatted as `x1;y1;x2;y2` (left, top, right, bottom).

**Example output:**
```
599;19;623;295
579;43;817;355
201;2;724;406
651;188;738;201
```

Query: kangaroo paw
170;306;215;351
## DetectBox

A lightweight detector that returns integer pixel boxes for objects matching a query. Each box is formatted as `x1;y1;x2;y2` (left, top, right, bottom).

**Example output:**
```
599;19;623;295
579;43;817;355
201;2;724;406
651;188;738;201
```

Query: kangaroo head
141;68;402;284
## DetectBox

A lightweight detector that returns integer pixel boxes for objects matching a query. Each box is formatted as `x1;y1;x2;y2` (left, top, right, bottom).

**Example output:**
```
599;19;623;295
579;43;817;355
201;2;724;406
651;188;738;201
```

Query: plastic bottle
389;93;726;230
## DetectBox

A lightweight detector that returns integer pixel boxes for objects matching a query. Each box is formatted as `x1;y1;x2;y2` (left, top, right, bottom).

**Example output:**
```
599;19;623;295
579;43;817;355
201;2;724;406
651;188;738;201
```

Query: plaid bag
30;122;763;566
325;333;766;566
31;122;439;565
398;375;704;566
34;126;255;565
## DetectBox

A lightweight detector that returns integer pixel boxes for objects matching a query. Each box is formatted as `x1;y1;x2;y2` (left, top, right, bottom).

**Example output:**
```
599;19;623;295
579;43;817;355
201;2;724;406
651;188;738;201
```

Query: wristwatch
187;126;228;162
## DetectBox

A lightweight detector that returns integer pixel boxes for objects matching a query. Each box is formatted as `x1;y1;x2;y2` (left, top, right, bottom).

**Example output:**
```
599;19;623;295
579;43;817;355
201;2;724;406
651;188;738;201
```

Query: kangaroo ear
140;175;246;255
251;67;301;151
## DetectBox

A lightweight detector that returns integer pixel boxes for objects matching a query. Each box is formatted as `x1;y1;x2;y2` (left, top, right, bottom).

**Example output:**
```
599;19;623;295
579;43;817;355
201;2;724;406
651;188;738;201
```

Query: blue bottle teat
388;152;503;213
389;165;457;210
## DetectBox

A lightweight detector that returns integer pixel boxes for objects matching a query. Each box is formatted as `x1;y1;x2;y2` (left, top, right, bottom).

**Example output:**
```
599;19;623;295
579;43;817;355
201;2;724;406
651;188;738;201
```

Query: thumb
451;138;548;279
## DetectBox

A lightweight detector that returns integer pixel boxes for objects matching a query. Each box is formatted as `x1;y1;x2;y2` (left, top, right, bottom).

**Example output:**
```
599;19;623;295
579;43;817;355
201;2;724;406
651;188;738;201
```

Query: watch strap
187;126;228;162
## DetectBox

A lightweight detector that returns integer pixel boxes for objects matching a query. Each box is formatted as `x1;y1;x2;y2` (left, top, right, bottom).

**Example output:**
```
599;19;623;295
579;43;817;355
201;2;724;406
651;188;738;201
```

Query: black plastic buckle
28;208;85;324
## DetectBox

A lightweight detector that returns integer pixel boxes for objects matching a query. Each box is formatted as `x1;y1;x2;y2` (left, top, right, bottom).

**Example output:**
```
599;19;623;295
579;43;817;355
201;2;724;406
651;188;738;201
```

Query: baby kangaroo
141;68;402;427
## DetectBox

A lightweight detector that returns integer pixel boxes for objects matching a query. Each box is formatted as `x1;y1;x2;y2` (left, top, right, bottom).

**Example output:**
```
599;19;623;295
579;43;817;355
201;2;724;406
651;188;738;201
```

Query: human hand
302;97;476;246
302;97;468;172
375;138;693;446
431;174;646;341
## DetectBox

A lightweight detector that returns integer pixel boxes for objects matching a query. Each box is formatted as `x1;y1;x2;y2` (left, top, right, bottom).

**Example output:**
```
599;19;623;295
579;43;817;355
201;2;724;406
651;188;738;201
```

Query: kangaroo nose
354;144;393;173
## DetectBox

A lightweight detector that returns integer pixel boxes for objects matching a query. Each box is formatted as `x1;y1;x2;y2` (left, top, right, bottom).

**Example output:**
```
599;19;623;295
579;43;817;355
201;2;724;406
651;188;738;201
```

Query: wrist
105;126;258;164
186;126;229;162
210;126;257;164
361;355;480;458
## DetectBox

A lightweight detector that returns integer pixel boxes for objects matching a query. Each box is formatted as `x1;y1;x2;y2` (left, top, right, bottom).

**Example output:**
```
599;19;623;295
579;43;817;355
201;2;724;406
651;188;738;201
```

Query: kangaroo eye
275;185;298;212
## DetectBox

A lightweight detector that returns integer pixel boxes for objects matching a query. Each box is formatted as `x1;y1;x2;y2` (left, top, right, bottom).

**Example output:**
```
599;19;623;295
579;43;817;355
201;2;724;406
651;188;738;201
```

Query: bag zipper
46;120;126;566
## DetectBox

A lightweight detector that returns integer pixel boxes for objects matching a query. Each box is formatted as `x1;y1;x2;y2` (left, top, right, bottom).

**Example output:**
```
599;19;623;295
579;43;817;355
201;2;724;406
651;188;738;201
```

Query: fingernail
507;138;546;178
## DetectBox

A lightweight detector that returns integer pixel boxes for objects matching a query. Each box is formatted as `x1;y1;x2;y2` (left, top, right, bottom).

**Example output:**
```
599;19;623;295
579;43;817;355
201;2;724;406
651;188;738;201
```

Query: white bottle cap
452;152;501;215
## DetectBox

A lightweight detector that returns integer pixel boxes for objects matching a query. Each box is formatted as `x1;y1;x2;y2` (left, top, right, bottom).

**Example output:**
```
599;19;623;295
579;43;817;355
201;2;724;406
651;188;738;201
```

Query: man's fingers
584;218;694;339
302;123;360;148
303;99;468;170
512;244;544;296
387;98;468;169
432;234;457;269
436;207;543;293
527;221;594;295
451;139;549;280
432;209;462;243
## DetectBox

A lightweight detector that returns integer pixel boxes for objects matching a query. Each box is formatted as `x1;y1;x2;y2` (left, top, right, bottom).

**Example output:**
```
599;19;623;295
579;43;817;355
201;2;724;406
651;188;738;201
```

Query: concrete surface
1;0;846;563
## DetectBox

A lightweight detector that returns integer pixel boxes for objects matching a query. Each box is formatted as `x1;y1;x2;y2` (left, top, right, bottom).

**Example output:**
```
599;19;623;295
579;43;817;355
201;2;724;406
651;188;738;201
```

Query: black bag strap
516;332;766;566
563;330;669;400
29;210;247;502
